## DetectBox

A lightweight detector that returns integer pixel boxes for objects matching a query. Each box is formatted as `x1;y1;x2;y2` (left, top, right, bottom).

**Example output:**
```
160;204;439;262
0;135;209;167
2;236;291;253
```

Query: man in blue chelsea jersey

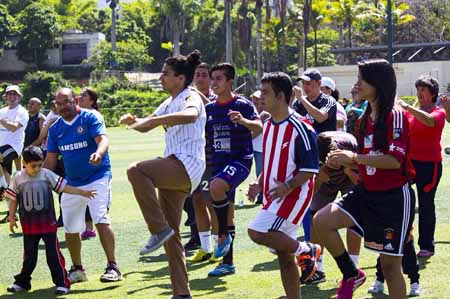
44;88;121;284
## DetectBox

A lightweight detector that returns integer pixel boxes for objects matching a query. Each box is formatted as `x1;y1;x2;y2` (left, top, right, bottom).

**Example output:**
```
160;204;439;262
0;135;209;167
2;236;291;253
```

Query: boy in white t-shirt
0;85;29;224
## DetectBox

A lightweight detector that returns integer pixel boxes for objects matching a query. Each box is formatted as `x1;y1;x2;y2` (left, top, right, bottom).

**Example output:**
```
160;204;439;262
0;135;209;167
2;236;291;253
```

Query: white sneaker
68;267;88;283
55;286;70;295
409;282;421;297
7;284;26;292
367;280;384;294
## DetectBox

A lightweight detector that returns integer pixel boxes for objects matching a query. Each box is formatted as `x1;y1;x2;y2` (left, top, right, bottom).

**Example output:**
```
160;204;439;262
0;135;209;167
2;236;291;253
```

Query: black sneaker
296;243;321;283
183;238;200;251
302;270;326;284
100;264;122;282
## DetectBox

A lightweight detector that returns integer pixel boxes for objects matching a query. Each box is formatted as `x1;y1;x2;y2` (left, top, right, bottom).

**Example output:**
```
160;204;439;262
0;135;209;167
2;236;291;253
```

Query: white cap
3;85;23;98
251;90;261;99
321;77;336;91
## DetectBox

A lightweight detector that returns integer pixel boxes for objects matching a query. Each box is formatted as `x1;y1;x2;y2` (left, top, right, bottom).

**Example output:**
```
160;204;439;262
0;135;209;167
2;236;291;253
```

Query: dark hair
210;63;235;81
83;87;99;110
196;62;210;71
165;49;202;88
331;89;340;101
261;72;293;104
415;75;439;103
357;59;397;151
317;133;334;163
23;146;44;163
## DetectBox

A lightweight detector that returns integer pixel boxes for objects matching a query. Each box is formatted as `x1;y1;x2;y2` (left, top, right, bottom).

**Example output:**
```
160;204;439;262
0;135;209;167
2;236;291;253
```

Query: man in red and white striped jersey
247;72;321;299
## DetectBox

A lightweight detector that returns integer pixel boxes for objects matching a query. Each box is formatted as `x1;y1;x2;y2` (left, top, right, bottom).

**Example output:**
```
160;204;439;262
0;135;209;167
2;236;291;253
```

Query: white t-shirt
0;105;29;154
153;88;207;192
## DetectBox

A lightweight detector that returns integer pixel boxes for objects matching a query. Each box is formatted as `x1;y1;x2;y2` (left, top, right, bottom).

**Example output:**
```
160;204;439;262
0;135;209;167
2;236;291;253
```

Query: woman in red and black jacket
398;75;446;258
314;59;415;299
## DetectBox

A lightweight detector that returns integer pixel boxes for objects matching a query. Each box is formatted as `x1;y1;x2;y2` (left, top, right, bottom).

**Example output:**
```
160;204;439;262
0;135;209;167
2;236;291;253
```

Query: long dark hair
165;49;201;88
357;59;397;151
83;87;98;110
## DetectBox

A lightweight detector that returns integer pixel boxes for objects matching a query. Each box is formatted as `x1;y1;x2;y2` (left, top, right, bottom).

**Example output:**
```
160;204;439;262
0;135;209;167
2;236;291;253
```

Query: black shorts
0;145;19;174
310;179;354;214
334;184;415;256
193;167;213;201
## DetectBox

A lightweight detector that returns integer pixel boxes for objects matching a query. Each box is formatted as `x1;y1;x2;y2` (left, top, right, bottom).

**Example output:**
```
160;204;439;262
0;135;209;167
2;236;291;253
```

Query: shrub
21;71;69;107
97;87;167;127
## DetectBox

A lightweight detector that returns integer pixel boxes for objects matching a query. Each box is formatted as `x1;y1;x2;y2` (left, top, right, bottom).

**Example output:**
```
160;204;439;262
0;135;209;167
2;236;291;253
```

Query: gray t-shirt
6;168;66;234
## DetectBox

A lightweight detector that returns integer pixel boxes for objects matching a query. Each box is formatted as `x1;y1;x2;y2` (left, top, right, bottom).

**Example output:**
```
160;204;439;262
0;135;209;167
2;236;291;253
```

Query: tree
362;0;415;44
225;0;233;63
156;0;201;56
16;3;62;68
329;0;365;48
0;4;13;57
310;0;328;66
88;40;153;71
255;0;263;81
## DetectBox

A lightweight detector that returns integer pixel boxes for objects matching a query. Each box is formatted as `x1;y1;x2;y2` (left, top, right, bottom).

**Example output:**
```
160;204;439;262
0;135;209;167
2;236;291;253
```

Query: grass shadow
0;287;55;299
434;241;450;245
364;293;389;299
127;282;172;296
137;253;167;263
235;204;258;211
190;276;227;295
8;233;23;238
418;256;432;270
301;284;338;299
251;258;279;272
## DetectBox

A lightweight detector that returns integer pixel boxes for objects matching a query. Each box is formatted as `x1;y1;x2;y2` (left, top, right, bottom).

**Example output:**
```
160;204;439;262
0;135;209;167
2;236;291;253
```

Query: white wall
316;60;450;98
0;32;105;72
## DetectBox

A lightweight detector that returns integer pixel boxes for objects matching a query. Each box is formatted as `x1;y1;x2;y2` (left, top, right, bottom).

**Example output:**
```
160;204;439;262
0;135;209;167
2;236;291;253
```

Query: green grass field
0;126;449;299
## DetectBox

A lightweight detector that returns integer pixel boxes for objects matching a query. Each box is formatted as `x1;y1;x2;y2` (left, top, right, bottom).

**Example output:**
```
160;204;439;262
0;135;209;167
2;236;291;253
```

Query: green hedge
97;88;167;127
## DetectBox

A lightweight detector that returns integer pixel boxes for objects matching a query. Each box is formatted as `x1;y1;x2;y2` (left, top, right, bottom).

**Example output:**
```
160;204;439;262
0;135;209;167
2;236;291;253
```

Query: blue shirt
205;95;259;174
47;109;111;186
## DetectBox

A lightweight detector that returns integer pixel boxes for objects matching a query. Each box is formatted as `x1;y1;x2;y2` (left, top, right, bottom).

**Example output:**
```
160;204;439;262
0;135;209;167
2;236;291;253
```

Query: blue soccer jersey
205;95;259;174
47;109;111;186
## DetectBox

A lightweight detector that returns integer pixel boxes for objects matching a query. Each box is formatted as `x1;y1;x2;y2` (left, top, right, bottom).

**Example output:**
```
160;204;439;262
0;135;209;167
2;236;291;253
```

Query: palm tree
362;0;415;44
225;0;232;63
310;0;328;65
330;0;374;49
255;0;263;81
157;0;200;56
107;0;118;51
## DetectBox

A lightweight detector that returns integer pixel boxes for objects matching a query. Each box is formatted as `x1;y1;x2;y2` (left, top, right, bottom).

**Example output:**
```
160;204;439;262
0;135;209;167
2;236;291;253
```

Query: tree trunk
297;37;303;77
172;17;181;56
303;0;311;70
347;19;352;48
111;4;116;52
225;0;233;63
264;0;271;71
314;28;317;66
256;0;263;82
279;0;287;70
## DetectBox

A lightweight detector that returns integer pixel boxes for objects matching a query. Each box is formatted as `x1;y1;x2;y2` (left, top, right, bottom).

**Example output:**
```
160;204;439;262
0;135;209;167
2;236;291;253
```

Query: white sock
317;254;324;272
0;176;7;188
212;234;218;247
199;231;211;252
350;254;359;267
295;242;310;256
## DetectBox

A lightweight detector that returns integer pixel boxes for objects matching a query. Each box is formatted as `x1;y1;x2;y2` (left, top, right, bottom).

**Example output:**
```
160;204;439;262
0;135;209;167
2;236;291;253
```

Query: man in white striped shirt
121;50;205;299
247;72;321;299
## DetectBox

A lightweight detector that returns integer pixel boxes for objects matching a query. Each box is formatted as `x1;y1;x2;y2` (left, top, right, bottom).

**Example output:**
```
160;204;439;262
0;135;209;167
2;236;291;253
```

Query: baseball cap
299;69;322;81
251;90;261;99
3;85;23;98
321;77;336;91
